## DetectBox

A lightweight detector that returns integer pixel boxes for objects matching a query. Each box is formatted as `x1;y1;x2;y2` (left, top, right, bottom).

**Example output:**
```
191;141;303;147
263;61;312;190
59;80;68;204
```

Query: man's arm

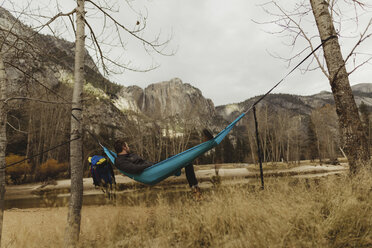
124;161;153;174
115;154;154;174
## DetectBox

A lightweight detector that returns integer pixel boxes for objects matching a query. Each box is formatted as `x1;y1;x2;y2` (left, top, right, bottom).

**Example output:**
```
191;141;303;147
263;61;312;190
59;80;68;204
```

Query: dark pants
185;163;198;187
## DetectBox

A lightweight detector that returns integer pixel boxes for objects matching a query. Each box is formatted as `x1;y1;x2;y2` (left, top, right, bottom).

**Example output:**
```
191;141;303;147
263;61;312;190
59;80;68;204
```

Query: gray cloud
112;0;372;106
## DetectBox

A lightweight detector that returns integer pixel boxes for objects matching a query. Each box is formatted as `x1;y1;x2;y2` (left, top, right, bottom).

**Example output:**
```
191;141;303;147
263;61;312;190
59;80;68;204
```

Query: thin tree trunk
26;111;33;163
310;0;369;173
0;51;7;247
296;119;300;164
315;129;322;163
64;0;85;246
247;129;257;164
262;106;268;163
286;132;290;163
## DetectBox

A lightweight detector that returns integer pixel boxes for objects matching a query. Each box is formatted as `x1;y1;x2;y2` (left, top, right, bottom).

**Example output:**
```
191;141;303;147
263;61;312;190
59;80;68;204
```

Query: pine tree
222;138;234;163
359;101;370;134
215;141;223;164
359;101;370;150
241;138;249;162
236;138;243;162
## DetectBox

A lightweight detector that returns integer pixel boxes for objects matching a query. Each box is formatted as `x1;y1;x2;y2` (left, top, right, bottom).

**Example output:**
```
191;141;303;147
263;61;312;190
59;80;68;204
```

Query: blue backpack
88;155;116;188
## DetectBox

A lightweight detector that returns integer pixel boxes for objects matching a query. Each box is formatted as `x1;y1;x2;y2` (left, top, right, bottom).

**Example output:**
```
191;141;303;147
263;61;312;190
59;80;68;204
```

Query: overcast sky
8;0;372;106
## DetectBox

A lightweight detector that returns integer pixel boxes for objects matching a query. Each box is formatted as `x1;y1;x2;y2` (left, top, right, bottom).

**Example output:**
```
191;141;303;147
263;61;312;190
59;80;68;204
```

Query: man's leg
185;163;202;200
185;163;198;187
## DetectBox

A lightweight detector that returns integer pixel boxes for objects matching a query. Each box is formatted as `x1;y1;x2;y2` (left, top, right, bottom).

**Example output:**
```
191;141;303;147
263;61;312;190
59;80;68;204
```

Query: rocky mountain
216;85;372;122
113;78;219;126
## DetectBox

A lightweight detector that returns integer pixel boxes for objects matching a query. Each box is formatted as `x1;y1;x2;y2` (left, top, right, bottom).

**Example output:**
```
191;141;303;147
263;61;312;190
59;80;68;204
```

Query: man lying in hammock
113;139;204;197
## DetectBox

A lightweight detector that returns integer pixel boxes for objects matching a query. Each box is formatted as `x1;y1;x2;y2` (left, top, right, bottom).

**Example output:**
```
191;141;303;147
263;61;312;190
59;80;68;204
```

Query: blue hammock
103;113;246;185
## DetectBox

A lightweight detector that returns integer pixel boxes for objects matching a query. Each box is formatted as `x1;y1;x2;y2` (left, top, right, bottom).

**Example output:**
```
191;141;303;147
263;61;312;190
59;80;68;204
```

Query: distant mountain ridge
215;83;372;122
351;83;372;93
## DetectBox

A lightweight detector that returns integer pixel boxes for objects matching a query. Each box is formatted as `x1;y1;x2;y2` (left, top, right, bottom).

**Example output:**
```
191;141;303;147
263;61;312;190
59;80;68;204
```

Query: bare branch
4;61;70;103
84;19;108;74
0;2;30;50
68;15;76;36
4;97;72;104
343;18;372;66
272;1;329;77
0;27;40;57
103;54;159;73
7;122;28;134
35;8;76;32
85;0;174;56
348;56;372;75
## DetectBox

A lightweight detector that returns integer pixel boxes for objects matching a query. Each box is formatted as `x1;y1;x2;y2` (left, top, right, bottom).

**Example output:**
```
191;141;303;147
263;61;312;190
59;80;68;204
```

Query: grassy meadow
3;171;372;248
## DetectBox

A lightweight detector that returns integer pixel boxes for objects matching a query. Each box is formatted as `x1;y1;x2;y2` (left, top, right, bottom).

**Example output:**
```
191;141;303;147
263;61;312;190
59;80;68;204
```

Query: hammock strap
253;106;264;190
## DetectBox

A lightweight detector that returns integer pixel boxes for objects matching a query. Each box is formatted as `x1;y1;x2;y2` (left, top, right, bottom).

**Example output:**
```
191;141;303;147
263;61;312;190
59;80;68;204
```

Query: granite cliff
114;78;219;127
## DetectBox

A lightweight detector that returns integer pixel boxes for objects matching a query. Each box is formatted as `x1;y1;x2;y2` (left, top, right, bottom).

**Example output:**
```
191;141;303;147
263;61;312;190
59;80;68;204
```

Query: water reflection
5;187;189;210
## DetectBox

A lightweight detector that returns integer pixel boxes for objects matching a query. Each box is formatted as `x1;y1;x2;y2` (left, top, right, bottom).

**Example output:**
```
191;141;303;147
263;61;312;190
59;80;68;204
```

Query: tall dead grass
4;172;372;248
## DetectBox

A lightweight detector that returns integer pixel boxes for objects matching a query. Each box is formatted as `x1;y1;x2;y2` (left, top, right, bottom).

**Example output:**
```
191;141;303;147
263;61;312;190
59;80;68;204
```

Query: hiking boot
191;186;203;201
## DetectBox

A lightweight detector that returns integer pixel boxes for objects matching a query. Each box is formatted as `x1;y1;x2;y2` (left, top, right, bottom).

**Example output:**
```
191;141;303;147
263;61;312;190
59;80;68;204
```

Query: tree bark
310;0;370;173
64;0;85;247
0;51;7;247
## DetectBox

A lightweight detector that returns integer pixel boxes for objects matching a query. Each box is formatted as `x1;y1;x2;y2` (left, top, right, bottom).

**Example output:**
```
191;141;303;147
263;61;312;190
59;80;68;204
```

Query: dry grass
3;172;372;248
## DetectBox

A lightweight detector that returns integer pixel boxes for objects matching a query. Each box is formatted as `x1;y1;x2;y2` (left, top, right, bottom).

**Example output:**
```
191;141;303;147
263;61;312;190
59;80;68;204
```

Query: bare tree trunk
64;0;85;246
315;129;322;163
248;129;257;165
0;51;7;247
369;120;371;153
310;0;369;173
286;132;290;163
262;106;268;163
26;112;33;161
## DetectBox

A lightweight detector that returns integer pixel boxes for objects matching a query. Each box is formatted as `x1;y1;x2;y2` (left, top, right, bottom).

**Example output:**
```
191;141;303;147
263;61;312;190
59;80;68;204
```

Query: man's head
114;139;130;154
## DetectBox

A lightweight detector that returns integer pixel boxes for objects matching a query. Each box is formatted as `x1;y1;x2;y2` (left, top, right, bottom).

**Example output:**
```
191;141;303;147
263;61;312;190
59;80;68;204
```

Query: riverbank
4;163;348;209
3;170;371;248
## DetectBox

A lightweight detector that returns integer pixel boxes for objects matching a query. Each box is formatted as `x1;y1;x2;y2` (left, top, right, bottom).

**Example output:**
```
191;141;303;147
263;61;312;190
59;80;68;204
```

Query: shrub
5;154;32;184
39;159;69;181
